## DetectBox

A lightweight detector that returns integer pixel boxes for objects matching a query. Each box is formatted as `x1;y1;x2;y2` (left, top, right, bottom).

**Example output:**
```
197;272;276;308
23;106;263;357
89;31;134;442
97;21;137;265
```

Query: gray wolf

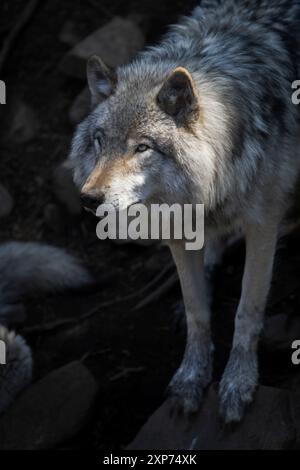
69;0;300;422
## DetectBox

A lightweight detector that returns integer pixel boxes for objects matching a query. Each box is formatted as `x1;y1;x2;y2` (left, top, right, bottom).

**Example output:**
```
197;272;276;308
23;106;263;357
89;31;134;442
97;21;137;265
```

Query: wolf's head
69;55;231;213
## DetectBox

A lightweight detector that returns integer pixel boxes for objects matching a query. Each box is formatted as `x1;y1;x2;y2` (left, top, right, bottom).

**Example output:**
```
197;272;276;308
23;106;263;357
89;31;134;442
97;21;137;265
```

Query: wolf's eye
135;144;150;153
94;131;103;153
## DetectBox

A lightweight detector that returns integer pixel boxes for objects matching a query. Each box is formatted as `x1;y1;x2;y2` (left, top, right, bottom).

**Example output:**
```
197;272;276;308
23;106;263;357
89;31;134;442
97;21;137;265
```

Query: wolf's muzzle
80;192;105;213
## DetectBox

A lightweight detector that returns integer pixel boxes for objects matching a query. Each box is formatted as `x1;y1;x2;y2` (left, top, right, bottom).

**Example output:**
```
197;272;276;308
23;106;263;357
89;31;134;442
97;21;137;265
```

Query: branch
23;262;176;335
134;272;179;311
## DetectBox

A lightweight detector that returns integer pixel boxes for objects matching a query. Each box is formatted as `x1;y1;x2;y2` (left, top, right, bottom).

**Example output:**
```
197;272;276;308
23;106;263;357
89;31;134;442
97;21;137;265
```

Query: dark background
0;0;300;450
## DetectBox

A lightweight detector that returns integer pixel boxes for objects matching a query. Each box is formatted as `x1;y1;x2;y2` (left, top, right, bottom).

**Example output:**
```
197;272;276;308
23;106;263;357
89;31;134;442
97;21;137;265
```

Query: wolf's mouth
83;206;97;216
91;200;143;218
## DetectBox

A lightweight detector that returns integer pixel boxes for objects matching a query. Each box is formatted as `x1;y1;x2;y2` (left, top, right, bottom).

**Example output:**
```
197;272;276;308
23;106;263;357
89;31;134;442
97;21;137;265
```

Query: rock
262;314;300;351
60;17;144;79
0;184;14;218
9;101;38;143
129;384;300;450
0;361;98;449
69;87;90;124
0;326;32;414
59;20;82;47
52;160;81;215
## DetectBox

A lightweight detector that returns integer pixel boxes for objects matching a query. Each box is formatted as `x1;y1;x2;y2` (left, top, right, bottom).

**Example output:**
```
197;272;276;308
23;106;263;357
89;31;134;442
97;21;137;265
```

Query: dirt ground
1;0;300;450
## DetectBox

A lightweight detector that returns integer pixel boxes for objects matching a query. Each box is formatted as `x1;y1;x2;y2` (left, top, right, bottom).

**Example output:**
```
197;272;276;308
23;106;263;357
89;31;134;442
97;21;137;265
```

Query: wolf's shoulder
193;0;300;25
157;0;300;69
180;0;300;40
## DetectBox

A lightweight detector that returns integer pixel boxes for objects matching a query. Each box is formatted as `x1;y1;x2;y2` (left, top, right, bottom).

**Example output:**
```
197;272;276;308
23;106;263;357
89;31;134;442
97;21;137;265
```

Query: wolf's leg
204;236;227;306
219;221;278;423
204;232;242;282
204;236;227;271
169;241;213;413
174;236;226;324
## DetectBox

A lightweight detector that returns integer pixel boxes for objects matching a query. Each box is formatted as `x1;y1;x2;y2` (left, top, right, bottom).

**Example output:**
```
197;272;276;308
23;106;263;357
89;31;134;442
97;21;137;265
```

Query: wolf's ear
157;67;199;125
87;55;117;105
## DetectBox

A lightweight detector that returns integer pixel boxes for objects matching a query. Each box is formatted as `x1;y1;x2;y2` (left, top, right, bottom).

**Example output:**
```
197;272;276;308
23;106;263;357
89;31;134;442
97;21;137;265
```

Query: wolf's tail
0;241;92;315
0;242;93;413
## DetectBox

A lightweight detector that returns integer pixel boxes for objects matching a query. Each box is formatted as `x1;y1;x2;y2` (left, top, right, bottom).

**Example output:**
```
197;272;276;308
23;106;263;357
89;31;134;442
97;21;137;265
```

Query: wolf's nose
80;192;105;212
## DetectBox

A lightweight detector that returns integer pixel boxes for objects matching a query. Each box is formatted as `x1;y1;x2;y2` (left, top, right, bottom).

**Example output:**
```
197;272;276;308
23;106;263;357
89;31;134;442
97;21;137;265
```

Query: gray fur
169;332;213;413
219;345;258;423
0;242;93;320
0;242;92;415
0;326;32;414
69;0;300;422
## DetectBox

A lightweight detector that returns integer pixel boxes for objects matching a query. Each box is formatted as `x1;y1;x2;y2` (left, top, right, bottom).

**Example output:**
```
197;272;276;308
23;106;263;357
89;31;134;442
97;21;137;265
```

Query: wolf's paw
219;347;258;423
168;337;213;415
219;377;255;423
169;377;204;415
168;366;211;415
